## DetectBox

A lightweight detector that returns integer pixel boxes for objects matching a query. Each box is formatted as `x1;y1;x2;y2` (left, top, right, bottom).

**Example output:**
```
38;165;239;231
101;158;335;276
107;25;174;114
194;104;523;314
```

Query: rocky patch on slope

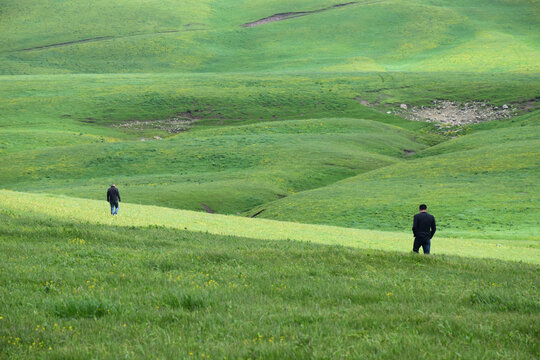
114;114;198;134
394;100;517;126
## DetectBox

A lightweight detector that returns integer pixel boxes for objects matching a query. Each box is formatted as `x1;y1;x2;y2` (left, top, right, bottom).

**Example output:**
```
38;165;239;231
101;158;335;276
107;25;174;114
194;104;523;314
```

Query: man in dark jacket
107;184;121;215
412;204;436;254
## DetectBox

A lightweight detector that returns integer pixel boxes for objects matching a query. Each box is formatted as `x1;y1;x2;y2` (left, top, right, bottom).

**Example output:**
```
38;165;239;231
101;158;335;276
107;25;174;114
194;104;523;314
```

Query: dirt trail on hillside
242;1;382;27
21;36;115;51
18;26;207;52
201;203;215;214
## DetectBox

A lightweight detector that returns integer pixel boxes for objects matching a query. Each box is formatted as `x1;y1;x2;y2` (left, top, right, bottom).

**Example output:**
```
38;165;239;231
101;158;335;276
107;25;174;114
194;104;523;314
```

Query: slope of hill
1;0;539;74
252;122;540;239
0;0;537;235
0;191;538;358
1;190;538;264
0;118;427;214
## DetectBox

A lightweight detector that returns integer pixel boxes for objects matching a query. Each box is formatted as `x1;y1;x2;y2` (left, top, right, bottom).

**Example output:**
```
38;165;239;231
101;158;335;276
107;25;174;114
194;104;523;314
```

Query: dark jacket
107;186;121;204
412;212;436;240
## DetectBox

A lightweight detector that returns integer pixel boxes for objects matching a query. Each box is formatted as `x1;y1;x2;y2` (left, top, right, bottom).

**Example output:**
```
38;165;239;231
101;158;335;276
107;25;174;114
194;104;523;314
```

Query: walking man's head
419;204;427;212
111;183;116;187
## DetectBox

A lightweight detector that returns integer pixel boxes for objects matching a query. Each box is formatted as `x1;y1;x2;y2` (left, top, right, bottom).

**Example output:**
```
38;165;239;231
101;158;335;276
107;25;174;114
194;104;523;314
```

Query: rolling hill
0;0;539;358
1;0;538;74
252;120;540;239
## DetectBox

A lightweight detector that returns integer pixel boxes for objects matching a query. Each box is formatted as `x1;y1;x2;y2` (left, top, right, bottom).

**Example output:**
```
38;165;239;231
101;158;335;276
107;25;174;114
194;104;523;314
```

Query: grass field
1;0;538;74
1;191;538;264
0;118;428;214
253;122;540;239
0;193;538;359
1;0;539;358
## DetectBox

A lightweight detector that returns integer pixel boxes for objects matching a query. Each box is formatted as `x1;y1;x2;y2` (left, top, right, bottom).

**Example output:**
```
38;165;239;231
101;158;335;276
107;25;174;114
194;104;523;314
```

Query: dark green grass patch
469;290;540;314
162;290;207;311
53;297;117;319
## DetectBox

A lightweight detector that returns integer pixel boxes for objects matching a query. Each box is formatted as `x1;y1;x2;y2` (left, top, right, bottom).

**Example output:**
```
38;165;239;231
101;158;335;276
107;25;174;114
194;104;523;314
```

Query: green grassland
253;122;540;239
0;193;539;358
2;191;538;264
2;71;536;134
1;0;539;358
0;118;427;213
0;72;538;228
1;0;538;74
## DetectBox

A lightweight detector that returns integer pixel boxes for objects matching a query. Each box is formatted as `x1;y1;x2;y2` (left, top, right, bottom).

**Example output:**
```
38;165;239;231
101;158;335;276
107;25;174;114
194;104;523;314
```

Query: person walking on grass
412;204;436;254
107;184;121;216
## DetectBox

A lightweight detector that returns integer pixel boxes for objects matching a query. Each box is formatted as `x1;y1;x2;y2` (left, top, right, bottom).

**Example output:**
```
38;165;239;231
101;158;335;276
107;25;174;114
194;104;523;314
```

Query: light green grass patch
1;190;538;264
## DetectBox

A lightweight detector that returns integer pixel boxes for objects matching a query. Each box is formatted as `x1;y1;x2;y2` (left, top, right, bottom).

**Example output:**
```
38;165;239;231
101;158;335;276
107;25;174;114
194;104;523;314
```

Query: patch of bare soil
354;94;390;107
359;99;534;126
521;97;540;111
242;1;381;27
251;209;266;218
18;27;207;52
242;12;312;27
21;36;115;51
397;100;517;126
183;23;205;28
201;203;215;214
403;149;415;156
114;114;198;134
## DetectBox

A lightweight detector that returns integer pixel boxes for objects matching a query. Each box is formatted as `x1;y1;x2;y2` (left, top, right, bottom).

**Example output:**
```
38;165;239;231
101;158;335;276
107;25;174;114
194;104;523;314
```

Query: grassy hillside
0;77;538;238
1;0;539;358
0;118;427;214
1;0;538;74
0;0;537;236
2;191;538;263
3;72;537;135
0;194;538;359
253;123;540;239
1;71;537;220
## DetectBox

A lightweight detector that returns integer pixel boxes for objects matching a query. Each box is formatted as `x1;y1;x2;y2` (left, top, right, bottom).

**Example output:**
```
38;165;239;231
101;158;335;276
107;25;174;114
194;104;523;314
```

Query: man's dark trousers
413;237;430;254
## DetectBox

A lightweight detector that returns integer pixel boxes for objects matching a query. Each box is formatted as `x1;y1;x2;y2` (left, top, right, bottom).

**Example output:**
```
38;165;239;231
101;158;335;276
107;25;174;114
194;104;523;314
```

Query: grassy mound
0;118;426;214
253;123;540;239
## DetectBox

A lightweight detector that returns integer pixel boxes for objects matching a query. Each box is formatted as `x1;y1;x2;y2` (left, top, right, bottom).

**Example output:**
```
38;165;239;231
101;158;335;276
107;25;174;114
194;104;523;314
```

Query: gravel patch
395;100;516;126
114;115;198;134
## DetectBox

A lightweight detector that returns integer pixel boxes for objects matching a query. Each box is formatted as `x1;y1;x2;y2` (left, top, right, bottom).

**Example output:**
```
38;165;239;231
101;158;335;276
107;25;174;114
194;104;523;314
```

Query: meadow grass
254;123;540;239
0;205;538;359
1;1;538;74
1;191;538;264
1;0;539;357
0;118;426;214
3;72;537;137
0;82;538;231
